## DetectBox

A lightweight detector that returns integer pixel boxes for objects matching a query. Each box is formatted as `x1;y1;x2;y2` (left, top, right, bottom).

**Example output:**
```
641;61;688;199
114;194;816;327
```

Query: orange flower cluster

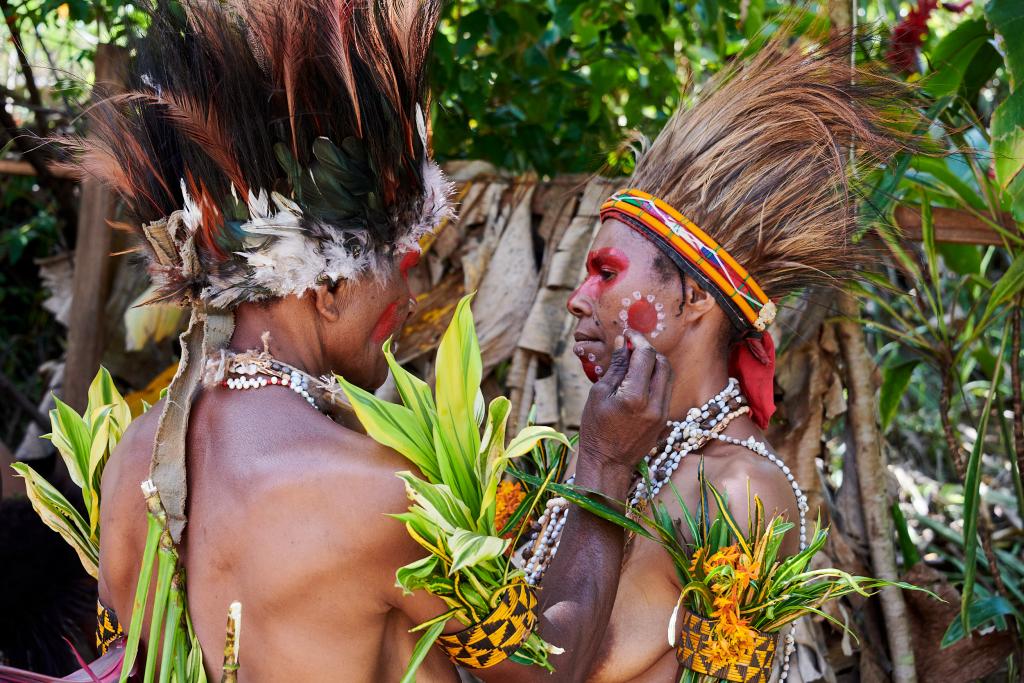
698;544;762;668
494;480;527;537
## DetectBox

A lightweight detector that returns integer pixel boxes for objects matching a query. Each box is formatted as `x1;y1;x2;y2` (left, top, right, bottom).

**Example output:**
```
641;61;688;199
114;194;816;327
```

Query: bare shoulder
238;411;419;595
658;441;798;527
702;444;799;521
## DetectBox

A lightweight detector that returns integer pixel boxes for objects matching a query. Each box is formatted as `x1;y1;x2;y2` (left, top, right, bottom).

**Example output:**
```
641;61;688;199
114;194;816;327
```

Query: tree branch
0;0;49;134
836;292;918;683
0;92;79;232
0;371;51;431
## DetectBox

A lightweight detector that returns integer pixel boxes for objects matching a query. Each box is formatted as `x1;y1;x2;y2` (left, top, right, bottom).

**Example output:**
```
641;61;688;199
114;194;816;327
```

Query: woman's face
567;218;686;382
325;248;420;389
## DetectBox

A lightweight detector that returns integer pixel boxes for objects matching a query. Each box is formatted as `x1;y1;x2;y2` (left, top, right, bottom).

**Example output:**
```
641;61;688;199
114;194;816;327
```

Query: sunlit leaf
448;528;509;574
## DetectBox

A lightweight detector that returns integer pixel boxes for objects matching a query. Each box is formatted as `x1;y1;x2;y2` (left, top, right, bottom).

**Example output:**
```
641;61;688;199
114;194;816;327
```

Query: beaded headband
600;189;777;332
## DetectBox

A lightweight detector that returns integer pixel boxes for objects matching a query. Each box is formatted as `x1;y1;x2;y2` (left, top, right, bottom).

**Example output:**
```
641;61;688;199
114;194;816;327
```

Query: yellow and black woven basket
437;580;538;669
675;609;777;683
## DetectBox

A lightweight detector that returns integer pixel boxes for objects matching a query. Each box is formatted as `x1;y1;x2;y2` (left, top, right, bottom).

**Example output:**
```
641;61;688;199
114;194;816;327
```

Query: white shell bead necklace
520;377;806;680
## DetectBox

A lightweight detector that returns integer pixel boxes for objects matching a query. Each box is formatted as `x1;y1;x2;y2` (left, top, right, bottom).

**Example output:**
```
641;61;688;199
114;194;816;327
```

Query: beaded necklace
202;338;354;419
520;378;806;680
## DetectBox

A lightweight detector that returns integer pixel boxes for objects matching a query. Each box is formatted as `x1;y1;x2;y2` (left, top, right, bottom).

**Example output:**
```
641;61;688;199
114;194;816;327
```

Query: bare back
98;384;457;682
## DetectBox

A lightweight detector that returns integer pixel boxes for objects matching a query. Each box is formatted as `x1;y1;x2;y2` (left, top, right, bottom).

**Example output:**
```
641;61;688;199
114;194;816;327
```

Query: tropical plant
653;460;930;683
7;367;223;683
13;367;132;578
848;0;1024;657
429;0;828;175
336;295;573;679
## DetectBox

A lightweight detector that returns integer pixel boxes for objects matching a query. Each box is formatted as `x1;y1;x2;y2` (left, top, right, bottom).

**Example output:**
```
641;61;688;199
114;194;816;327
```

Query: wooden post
62;44;127;412
829;0;918;679
837;293;918;682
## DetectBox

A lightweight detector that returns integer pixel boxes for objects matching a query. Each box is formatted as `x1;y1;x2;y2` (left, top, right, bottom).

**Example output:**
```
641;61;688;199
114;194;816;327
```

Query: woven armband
96;600;124;655
437;580;538;669
675;609;778;683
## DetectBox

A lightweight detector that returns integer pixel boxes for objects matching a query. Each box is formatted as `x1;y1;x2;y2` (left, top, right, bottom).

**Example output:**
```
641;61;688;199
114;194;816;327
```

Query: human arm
390;330;668;682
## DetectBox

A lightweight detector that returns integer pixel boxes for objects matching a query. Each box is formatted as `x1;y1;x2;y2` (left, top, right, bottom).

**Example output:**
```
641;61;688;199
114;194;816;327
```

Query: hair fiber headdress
628;35;912;308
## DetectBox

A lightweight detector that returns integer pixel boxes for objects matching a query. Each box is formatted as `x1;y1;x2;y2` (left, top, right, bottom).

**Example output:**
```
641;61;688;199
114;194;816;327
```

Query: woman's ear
681;275;718;324
311;283;342;323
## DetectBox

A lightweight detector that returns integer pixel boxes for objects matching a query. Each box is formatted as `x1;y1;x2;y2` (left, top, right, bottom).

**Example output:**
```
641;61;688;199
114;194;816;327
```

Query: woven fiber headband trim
436;580;538;669
600;189;777;332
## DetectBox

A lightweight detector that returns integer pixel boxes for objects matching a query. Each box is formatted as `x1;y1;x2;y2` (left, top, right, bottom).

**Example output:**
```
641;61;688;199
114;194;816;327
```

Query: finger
596;335;630;392
617;330;656;399
648;352;673;414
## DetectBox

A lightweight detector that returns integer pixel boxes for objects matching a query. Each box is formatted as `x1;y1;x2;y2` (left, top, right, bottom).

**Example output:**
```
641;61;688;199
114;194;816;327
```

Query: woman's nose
566;287;592;319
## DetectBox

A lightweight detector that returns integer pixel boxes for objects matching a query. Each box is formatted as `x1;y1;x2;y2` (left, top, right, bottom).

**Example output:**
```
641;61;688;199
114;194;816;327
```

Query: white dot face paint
587;353;596;362
594;365;604;376
575;345;585;357
619;290;664;336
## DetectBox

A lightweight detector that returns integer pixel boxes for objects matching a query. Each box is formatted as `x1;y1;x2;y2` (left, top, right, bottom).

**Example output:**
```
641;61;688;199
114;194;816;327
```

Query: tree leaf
880;360;919;431
396;555;440;595
476;397;512;530
926;19;992;97
397;471;473;532
448;528;509;574
383;338;437;432
336;375;440;481
961;319;1012;634
990;87;1024;221
981;251;1024;323
985;0;1024;86
942;594;1017;648
50;397;92;489
433;295;483;508
12;462;98;578
398;620;446;683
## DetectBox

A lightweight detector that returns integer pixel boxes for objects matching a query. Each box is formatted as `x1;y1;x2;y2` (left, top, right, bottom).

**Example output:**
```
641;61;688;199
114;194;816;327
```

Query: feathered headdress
72;0;451;308
66;0;452;544
602;36;914;427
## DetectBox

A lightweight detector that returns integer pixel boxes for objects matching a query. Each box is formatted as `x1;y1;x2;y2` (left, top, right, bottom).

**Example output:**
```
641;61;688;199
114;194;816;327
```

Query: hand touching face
567;219;685;382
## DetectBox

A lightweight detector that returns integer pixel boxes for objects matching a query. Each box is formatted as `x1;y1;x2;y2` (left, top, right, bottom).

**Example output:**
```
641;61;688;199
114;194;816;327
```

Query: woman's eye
600;269;616;281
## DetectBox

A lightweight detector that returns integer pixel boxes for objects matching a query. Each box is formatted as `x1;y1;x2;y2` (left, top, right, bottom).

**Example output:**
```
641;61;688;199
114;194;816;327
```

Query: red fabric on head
728;332;776;429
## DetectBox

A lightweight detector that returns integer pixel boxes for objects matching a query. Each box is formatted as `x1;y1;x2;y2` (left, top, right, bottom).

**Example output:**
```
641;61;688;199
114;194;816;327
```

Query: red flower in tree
886;0;973;73
886;0;939;73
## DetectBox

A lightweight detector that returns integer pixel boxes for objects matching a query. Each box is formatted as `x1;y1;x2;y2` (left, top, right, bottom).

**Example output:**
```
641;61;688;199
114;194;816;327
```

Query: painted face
328;247;419;389
567;219;685;382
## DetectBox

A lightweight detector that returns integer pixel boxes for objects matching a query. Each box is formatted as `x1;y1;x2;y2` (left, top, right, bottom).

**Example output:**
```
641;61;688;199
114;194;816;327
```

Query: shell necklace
520;378;808;680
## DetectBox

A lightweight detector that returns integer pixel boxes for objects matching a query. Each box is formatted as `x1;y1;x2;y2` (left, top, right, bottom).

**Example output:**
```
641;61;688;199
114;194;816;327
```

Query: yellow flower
695;543;762;665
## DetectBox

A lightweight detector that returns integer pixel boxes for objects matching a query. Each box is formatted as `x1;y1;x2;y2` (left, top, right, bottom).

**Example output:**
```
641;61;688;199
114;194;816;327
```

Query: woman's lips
573;339;605;382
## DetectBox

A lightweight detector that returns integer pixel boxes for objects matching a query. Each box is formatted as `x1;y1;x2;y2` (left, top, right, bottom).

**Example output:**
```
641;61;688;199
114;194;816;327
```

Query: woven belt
675;609;777;683
437;581;538;669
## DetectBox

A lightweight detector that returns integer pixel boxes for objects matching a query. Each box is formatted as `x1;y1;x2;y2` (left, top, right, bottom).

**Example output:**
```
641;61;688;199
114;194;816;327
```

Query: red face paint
371;301;402;344
399;250;420;279
569;247;631;308
627;300;658;333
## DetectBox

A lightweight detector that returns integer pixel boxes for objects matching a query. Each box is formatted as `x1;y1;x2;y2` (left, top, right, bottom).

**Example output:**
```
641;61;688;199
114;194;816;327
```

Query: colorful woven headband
600;189;777;332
